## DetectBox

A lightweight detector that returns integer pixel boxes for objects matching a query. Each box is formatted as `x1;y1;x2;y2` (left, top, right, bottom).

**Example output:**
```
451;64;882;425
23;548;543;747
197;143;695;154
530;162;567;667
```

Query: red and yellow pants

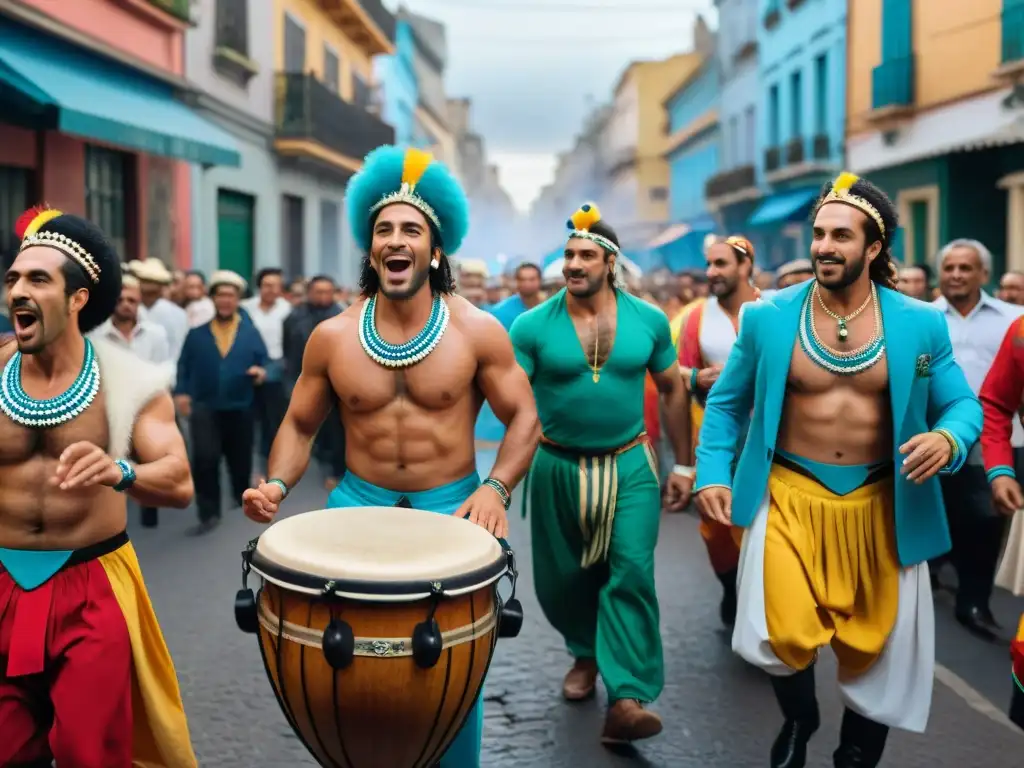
0;533;196;767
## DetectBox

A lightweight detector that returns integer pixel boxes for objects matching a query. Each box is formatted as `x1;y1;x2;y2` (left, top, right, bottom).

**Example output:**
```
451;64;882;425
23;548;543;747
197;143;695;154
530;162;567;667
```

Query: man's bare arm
652;363;690;466
265;323;335;489
474;314;540;490
129;392;194;508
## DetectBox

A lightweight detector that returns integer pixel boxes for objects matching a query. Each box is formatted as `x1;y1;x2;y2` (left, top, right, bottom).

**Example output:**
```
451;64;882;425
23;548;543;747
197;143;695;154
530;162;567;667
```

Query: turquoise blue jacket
694;281;982;567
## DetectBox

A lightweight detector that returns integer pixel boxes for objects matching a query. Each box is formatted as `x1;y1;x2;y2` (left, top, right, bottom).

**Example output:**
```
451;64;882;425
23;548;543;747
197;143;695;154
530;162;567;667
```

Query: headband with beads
815;172;886;236
566;202;620;253
15;207;101;284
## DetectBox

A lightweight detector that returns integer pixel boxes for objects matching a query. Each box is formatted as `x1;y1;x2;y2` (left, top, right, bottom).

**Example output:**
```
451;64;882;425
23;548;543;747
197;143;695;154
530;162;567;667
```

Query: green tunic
509;289;676;704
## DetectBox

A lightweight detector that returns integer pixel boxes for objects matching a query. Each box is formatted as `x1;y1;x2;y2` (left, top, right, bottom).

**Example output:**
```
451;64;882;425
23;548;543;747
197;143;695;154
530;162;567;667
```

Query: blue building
375;19;418;145
655;46;720;272
705;0;763;258
747;0;847;268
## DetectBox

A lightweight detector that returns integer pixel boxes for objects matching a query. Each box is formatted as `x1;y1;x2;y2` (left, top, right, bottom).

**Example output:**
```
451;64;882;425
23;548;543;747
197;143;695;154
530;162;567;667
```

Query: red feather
14;205;51;240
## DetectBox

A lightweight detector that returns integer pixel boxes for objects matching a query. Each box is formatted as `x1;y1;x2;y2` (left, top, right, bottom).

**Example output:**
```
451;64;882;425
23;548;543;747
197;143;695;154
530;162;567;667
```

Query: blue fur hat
346;145;470;255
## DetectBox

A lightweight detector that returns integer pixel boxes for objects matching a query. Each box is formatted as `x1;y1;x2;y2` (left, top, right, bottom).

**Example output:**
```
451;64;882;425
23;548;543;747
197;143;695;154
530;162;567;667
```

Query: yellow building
601;53;702;248
846;0;1024;273
273;0;394;175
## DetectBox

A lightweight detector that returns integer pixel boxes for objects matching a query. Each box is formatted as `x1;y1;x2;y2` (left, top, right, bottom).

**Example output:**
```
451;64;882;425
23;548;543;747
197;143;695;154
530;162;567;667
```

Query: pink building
0;0;239;268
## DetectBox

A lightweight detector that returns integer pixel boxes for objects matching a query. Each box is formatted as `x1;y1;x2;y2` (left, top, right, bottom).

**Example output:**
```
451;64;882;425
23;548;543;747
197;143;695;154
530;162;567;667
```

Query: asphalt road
129;450;1024;767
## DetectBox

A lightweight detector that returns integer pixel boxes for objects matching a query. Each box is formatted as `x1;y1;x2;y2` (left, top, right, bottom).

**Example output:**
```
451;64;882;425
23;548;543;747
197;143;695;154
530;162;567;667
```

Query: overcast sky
385;0;717;211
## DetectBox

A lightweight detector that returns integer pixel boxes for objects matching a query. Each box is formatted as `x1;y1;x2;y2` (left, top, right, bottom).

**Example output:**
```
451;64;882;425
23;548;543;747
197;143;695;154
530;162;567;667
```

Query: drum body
248;506;508;768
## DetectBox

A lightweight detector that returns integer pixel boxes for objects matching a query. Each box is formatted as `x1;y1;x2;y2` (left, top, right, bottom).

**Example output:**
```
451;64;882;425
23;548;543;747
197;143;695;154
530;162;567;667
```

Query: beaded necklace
0;339;101;427
798;283;885;375
358;293;450;368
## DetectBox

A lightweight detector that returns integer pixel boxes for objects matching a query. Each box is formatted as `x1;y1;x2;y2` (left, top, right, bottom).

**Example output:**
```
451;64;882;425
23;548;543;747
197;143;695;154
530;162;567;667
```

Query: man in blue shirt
175;270;267;535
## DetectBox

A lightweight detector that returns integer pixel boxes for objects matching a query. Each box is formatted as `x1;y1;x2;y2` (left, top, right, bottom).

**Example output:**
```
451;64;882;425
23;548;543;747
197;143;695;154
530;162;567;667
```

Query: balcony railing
784;137;804;165
275;72;395;163
812;134;830;160
147;0;190;21
871;54;915;111
765;146;781;172
705;164;756;199
1003;5;1024;64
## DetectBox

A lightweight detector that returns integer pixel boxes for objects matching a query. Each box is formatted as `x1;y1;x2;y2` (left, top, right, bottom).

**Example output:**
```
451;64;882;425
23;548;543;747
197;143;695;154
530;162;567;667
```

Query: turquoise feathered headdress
346;145;470;255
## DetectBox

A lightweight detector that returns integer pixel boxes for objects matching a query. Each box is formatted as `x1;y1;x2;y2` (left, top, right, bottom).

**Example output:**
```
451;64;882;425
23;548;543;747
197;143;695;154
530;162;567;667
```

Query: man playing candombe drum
695;173;981;768
241;145;539;768
975;318;1024;729
509;203;690;745
0;208;197;767
677;235;758;627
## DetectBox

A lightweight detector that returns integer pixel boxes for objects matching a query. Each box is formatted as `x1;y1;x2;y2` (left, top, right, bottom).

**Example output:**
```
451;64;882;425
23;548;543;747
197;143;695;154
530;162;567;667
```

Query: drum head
251;506;507;600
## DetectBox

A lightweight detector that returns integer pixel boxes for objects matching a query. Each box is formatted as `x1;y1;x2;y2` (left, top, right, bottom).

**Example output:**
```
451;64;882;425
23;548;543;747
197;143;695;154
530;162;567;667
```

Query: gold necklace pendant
592;317;601;383
593;371;600;383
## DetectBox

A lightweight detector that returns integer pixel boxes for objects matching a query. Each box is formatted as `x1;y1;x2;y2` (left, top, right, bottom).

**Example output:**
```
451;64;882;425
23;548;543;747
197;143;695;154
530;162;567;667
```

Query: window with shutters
85;146;131;261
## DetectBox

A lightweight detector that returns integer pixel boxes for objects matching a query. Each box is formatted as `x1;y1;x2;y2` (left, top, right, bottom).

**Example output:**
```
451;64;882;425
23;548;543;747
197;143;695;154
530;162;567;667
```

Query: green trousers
528;441;664;703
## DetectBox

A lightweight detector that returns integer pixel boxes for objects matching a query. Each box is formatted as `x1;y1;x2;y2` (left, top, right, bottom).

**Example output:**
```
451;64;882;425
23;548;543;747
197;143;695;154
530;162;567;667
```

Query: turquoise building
375;20;418;146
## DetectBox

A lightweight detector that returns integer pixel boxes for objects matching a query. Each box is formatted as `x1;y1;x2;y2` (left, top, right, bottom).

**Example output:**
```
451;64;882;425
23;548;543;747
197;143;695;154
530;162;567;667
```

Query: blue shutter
881;0;912;61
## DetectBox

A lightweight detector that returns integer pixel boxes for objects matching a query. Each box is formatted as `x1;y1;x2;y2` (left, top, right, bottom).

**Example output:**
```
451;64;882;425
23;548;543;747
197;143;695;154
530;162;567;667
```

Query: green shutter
881;0;913;61
910;200;929;265
216;190;255;281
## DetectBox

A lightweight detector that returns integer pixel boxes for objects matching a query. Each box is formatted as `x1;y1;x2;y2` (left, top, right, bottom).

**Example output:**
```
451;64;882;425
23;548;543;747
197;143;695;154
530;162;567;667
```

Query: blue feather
345;145;470;255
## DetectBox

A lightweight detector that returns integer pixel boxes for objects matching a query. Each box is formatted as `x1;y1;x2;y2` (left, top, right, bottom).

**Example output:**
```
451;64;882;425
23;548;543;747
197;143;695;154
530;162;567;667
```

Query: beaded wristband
689;367;699;392
267;478;289;499
483;477;511;510
113;459;136;492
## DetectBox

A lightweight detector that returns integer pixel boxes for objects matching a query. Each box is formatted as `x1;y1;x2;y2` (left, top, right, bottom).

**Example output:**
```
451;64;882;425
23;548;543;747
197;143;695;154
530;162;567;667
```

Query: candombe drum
233;505;523;768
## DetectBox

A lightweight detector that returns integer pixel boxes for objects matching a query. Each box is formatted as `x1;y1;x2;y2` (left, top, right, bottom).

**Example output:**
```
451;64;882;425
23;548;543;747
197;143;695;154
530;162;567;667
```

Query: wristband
113;459;136;492
267;478;289;499
483;477;511;510
931;429;959;467
672;464;696;479
689;367;699;392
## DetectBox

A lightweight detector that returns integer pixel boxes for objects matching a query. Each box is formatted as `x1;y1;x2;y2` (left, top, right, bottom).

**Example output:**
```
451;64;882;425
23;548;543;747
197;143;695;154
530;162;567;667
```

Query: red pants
700;516;744;575
0;554;133;767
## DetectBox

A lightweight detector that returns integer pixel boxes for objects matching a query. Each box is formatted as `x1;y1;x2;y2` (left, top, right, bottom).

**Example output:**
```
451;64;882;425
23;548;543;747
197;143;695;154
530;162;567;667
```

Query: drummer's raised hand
242;479;283;523
454;485;510;539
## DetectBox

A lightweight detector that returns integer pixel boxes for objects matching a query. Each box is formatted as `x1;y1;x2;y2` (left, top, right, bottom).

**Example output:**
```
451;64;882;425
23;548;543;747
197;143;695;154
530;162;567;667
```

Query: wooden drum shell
257;580;498;768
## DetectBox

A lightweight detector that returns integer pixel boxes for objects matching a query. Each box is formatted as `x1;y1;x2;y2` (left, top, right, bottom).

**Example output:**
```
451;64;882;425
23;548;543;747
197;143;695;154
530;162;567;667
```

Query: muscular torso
570;312;617;372
324;296;484;491
777;307;892;465
0;343;125;551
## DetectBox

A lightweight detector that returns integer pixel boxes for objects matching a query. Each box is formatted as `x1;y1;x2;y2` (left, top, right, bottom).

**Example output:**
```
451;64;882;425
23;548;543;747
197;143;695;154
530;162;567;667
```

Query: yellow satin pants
764;464;900;677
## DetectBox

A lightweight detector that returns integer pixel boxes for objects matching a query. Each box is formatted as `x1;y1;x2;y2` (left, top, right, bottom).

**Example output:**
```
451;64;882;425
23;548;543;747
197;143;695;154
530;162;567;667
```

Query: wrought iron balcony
705;165;756;200
275;72;395;166
765;146;781;172
784;137;804;165
812;134;830;160
871;55;915;113
146;0;190;21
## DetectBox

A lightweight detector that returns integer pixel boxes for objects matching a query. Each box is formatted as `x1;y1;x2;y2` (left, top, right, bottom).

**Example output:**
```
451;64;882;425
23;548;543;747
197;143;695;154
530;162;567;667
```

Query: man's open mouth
13;311;38;331
384;256;413;274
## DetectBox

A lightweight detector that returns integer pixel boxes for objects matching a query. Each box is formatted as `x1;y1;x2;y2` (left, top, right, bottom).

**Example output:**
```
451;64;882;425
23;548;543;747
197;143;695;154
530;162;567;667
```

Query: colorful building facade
376;18;419;147
846;0;1024;275
705;0;762;254
0;0;239;269
747;0;847;268
272;0;395;285
654;51;720;271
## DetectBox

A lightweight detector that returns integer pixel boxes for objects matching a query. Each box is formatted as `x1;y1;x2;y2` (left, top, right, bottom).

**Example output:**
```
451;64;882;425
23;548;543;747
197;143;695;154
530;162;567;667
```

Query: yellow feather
25;209;63;238
402;148;434;189
832;172;859;194
570;202;602;231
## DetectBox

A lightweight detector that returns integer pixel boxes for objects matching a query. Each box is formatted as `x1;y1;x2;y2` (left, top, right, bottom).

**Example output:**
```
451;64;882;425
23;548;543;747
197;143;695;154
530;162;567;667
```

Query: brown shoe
601;699;663;745
562;658;598;701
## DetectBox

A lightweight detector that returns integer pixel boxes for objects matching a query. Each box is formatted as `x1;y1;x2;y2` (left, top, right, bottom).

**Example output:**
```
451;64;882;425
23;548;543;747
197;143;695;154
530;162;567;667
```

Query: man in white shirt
241;268;293;479
932;238;1024;639
89;275;174;528
183;270;216;328
127;257;189;364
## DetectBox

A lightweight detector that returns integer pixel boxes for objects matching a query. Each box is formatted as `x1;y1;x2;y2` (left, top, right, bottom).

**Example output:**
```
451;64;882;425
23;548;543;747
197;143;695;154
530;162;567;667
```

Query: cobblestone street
130;452;1024;767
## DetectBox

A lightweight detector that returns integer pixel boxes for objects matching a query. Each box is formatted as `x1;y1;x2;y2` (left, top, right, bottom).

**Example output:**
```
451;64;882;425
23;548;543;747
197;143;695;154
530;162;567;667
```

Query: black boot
769;665;819;768
717;568;737;626
832;707;889;767
1010;683;1024;730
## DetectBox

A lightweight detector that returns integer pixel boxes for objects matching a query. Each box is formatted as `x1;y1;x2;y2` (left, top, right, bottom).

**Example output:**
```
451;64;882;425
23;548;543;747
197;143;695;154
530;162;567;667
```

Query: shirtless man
0;208;196;767
695;173;981;768
241;146;539;768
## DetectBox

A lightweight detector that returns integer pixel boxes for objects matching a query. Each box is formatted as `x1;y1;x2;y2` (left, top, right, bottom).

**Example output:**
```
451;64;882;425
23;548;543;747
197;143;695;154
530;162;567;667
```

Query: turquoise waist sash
0;548;73;590
327;471;480;516
774;449;893;497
